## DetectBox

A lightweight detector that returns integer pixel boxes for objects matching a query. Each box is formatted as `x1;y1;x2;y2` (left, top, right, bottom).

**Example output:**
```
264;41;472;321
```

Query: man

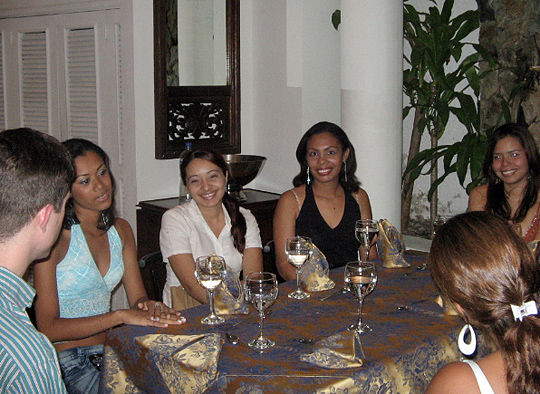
0;128;73;393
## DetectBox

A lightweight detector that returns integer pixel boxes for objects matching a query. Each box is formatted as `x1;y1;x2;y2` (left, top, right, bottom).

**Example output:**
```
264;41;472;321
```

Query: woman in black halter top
273;121;376;281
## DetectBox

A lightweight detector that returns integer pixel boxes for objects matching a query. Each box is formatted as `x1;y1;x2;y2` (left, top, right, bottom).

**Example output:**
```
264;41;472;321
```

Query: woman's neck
504;178;528;204
198;202;224;223
311;179;343;196
198;202;225;238
75;208;104;235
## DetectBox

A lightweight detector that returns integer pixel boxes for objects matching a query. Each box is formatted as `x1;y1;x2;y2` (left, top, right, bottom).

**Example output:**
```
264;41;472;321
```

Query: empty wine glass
344;261;378;333
285;236;313;299
244;272;278;351
355;219;379;261
195;254;226;325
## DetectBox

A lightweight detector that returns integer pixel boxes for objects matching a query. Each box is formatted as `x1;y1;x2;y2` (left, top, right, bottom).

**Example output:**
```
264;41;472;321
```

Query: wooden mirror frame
153;0;240;159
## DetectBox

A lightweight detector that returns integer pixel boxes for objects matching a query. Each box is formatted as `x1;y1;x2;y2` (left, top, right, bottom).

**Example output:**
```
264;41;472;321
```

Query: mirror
154;0;240;159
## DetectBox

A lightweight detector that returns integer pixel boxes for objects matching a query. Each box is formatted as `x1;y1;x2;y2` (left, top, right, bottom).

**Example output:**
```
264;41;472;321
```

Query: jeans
57;344;103;394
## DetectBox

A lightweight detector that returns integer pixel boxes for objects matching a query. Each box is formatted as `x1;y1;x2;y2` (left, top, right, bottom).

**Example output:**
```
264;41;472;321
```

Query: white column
341;0;403;228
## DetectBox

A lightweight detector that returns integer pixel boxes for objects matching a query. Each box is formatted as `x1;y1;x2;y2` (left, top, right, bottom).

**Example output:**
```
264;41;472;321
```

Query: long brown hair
429;211;540;394
180;149;247;253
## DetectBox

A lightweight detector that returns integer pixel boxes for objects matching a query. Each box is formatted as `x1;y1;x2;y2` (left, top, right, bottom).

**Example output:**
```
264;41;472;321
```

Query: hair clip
511;300;538;322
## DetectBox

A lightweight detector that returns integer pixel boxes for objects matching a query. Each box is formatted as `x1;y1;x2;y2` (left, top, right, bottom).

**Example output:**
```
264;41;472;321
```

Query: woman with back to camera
273;121;376;281
33;139;185;394
160;149;263;308
426;211;540;394
468;123;540;242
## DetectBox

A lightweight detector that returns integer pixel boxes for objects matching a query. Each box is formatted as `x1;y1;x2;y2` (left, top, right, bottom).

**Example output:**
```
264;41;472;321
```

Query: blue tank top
295;183;361;268
56;224;124;318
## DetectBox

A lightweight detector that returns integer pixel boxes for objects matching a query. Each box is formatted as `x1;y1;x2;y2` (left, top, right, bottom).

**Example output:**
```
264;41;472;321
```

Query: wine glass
285;236;313;299
344;261;378;333
195;254;226;325
355;219;379;261
244;272;278;351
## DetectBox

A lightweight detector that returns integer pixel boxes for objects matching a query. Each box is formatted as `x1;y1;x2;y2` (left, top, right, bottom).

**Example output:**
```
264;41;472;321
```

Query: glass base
288;289;310;299
201;314;225;325
347;322;371;334
248;336;275;351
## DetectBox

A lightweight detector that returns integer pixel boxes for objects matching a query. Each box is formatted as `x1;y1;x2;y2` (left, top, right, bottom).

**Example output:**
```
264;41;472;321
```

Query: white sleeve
241;207;262;249
159;208;193;260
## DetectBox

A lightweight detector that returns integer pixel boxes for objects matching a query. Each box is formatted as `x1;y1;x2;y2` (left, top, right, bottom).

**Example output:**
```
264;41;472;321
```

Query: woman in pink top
468;123;540;243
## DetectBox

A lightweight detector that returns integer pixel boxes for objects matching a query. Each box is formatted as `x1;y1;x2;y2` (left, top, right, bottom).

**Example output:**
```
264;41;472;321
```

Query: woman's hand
137;300;185;323
119;307;186;327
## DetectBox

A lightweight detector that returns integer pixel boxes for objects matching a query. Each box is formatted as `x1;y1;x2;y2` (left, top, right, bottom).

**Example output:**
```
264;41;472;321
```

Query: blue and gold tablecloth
100;254;492;393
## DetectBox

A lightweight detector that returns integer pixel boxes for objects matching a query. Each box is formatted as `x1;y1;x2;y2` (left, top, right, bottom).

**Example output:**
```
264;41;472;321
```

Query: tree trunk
429;128;439;238
401;107;425;232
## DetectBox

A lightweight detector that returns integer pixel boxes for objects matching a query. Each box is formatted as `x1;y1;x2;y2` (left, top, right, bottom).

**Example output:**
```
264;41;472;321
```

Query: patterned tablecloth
100;254;491;393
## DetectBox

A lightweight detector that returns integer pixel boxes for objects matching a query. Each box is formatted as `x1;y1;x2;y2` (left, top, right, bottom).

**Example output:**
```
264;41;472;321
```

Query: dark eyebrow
74;162;106;180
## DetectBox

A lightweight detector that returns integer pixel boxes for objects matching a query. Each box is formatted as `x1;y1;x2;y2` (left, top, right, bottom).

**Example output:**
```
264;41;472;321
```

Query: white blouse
159;199;262;306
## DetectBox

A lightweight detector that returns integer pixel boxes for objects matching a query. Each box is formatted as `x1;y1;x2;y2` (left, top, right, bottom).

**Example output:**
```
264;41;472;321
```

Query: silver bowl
223;154;267;199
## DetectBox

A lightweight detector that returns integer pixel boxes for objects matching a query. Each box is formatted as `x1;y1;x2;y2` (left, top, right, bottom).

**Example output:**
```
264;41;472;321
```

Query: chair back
138;251;166;302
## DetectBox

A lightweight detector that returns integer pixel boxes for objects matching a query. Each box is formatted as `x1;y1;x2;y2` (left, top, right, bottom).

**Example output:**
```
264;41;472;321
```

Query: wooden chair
138;251;167;302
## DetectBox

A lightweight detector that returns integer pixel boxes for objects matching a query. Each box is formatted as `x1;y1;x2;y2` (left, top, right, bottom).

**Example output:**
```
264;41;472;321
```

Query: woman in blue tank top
273;121;376;281
33;139;186;394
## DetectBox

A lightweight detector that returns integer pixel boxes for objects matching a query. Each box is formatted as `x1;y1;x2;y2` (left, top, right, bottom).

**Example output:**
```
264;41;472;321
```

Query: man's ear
37;204;55;233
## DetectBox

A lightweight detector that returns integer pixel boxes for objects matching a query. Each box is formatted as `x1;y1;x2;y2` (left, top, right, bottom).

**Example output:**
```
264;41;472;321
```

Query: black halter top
295;183;361;268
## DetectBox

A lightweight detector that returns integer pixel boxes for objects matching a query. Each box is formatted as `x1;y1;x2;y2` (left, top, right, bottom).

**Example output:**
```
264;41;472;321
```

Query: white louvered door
0;9;125;218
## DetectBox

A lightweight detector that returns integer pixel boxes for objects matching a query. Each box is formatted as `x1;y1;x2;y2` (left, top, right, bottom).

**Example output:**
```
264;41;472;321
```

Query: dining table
100;253;492;393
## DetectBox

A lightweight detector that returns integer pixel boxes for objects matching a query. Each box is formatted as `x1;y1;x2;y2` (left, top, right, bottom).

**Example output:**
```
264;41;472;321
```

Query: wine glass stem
208;289;217;317
357;297;364;327
258;310;265;339
295;268;301;292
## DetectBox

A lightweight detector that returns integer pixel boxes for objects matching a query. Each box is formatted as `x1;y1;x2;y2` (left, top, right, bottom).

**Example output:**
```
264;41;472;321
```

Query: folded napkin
435;295;459;316
299;243;336;292
214;267;249;315
135;333;221;394
376;219;410;268
300;331;364;369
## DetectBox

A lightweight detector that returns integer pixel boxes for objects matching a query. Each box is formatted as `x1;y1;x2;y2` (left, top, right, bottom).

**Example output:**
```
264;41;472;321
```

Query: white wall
133;0;342;204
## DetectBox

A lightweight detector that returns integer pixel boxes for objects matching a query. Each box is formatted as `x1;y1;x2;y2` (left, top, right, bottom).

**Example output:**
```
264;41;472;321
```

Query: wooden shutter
65;27;98;144
20;30;48;132
0;33;4;131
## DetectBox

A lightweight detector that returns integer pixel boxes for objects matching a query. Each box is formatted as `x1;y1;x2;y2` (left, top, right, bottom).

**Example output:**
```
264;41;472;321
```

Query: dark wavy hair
482;123;540;223
293;121;360;193
429;211;540;394
62;139;116;231
180;149;247;253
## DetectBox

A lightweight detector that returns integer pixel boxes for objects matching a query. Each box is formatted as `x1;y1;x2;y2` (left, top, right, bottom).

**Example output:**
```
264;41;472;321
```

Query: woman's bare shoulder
468;184;488;211
278;185;305;205
425;361;479;394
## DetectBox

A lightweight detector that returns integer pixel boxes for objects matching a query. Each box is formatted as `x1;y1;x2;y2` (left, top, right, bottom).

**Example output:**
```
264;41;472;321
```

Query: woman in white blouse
160;149;263;309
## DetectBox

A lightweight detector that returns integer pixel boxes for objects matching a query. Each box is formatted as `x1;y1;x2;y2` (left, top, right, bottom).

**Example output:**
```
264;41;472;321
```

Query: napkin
214;267;249;315
300;331;364;368
171;267;248;314
135;333;221;393
376;219;410;268
299;243;336;292
435;295;459;316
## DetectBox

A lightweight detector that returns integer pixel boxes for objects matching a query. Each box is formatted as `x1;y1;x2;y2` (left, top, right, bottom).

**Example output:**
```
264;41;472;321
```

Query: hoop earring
343;161;347;183
458;324;477;356
306;166;311;185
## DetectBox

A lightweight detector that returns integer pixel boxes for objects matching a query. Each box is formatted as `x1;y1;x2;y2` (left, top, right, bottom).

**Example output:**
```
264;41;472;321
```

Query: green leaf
331;10;341;31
